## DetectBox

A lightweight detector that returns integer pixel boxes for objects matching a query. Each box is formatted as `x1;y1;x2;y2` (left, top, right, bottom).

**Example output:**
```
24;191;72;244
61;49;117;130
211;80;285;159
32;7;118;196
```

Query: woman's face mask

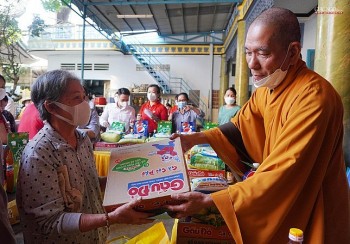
224;97;235;105
177;101;187;109
53;101;91;126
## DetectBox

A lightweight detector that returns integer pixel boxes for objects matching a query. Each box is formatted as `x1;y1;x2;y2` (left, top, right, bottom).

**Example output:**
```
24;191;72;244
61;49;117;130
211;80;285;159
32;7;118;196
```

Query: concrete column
314;0;350;167
219;54;229;107
235;20;249;106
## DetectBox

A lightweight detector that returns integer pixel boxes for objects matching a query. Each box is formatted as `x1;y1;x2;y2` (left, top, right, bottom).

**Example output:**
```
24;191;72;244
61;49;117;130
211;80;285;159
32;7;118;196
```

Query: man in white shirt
99;88;136;133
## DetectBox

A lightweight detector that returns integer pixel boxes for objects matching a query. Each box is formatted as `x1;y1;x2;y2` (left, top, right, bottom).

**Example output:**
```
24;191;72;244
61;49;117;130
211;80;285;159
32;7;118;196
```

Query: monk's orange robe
204;59;350;243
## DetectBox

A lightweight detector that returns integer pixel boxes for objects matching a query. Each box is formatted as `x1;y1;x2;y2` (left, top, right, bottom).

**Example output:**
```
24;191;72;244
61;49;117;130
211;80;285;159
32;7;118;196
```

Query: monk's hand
108;198;154;225
165;192;214;219
170;133;196;153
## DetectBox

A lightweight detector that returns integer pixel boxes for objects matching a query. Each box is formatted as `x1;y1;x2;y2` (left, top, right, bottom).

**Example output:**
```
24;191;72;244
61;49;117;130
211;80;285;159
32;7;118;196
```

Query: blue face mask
178;101;187;109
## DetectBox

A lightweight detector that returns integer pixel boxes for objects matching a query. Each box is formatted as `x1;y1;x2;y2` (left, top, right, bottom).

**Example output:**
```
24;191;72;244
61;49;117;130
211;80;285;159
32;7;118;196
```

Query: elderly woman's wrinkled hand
108;198;154;225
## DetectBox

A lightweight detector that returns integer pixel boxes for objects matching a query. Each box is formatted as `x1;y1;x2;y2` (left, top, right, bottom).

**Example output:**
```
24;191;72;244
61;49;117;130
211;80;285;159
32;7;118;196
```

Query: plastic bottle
288;228;303;243
225;165;234;184
4;146;14;193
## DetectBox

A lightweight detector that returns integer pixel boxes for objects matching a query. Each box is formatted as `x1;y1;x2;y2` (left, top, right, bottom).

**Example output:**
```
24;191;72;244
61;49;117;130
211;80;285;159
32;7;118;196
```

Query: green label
157;121;172;135
112;157;149;172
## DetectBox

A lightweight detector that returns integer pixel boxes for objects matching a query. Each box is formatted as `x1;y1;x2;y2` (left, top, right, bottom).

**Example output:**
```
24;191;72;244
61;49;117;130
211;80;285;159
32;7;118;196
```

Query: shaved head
250;8;301;49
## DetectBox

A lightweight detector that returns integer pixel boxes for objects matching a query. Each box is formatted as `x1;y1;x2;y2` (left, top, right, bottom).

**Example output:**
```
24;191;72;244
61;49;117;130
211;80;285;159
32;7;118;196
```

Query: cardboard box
94;142;132;151
176;221;233;244
7;200;20;225
103;138;190;213
187;169;226;179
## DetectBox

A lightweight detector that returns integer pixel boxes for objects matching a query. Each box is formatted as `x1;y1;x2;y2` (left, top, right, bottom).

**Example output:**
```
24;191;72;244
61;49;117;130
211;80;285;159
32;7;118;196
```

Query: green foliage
0;6;24;94
0;13;21;45
41;0;69;13
28;16;46;37
2;63;21;82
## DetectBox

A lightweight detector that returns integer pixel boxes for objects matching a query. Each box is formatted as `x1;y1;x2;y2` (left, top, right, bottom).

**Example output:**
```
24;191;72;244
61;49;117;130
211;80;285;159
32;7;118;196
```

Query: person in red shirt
18;103;44;140
167;94;178;120
139;84;167;135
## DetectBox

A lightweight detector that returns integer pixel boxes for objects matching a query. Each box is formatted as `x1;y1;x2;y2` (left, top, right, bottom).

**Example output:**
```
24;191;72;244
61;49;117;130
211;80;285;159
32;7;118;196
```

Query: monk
166;7;350;244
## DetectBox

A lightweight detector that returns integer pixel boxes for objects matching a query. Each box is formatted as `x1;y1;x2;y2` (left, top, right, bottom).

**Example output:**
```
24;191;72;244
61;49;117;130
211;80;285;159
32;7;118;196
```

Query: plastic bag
125;222;170;244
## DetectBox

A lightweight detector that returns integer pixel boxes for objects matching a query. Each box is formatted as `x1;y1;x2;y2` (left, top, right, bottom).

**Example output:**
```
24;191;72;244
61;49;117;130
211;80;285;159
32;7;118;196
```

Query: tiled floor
7;192;24;243
12;223;24;244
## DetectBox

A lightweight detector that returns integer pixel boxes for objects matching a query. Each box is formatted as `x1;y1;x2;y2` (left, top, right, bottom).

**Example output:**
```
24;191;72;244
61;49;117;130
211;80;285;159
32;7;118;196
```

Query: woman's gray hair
31;70;81;121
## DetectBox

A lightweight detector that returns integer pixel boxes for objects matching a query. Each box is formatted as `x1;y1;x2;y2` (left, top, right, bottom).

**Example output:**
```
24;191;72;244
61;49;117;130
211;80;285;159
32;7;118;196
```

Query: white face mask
253;44;291;90
0;88;6;100
118;101;128;108
53;100;91;126
147;92;158;102
224;97;235;105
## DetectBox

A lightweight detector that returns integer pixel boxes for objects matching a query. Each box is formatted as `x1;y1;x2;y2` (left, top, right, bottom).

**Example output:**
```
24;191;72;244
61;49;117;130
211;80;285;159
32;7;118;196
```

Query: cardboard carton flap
103;138;190;212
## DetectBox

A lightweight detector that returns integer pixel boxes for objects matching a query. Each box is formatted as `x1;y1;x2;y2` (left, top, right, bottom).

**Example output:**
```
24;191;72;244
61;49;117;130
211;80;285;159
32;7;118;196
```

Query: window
94;63;109;70
60;63;75;70
212;90;219;109
77;63;92;70
306;49;315;70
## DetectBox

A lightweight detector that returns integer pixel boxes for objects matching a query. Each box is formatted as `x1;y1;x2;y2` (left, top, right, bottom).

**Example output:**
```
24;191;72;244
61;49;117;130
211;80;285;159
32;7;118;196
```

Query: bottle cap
289;228;303;242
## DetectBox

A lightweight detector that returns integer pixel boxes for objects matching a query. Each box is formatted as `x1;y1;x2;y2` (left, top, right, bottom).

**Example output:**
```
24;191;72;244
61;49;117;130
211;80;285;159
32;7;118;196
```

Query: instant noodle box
175;220;233;244
103;138;190;213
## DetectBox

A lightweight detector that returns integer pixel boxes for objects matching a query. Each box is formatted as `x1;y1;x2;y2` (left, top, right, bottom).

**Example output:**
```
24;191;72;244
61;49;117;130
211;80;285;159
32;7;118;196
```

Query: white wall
47;51;221;113
300;14;317;62
47;52;155;90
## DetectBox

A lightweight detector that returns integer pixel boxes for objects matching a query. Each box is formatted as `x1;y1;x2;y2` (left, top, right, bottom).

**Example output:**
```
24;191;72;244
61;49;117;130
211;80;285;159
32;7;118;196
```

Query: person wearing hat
16;96;32;120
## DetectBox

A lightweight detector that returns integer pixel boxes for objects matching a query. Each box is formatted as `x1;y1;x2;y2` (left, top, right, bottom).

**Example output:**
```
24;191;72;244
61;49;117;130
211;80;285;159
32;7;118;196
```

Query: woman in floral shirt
16;70;153;243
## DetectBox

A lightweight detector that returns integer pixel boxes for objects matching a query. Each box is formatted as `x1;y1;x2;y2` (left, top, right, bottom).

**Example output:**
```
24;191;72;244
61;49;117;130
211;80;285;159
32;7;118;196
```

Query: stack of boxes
177;122;234;243
101;121;236;242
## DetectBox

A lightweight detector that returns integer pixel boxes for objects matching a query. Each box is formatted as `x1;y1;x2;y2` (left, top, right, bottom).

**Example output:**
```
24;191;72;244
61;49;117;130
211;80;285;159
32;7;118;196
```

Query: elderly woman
16;70;153;243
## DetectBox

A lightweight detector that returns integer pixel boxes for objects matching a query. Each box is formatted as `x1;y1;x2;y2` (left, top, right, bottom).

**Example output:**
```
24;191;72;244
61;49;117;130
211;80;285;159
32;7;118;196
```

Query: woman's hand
101;121;110;128
185;104;202;115
108;198;154;225
184;104;192;112
165;192;215;219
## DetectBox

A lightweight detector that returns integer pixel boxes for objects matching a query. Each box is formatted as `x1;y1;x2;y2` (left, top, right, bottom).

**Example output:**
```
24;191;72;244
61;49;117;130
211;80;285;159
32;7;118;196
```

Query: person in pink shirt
18;103;44;139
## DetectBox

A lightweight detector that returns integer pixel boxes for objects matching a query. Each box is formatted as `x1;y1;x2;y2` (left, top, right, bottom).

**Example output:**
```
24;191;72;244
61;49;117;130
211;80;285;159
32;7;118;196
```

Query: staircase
122;35;208;115
126;43;172;94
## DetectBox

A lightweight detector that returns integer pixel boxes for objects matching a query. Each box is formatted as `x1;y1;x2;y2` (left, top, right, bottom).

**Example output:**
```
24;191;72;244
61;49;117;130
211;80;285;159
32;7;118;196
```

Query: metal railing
122;34;208;115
